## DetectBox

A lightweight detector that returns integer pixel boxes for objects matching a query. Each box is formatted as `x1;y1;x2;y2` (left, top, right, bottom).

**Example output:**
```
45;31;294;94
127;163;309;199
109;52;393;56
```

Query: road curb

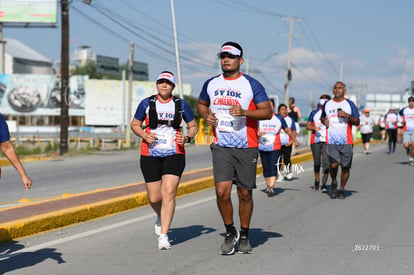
0;150;313;242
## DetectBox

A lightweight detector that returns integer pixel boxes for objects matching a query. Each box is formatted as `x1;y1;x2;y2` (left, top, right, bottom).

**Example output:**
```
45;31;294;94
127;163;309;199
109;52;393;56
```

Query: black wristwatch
186;136;193;143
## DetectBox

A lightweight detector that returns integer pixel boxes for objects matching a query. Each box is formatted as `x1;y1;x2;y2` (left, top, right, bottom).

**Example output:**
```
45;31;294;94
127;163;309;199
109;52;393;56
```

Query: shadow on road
249;228;283;248
0;237;65;274
169;225;216;245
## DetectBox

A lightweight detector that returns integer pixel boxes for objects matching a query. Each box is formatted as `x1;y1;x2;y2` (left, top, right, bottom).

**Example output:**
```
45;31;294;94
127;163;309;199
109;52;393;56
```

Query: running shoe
267;187;275;197
286;173;293;180
329;183;338;199
314;181;320;191
409;159;414;166
238;235;252;254
158;234;171;250
337;189;345;199
154;216;161;236
276;176;283;183
220;230;240;255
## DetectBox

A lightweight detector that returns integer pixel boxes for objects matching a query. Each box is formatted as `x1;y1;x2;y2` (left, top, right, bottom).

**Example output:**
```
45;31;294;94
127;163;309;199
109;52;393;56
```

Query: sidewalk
0;148;313;243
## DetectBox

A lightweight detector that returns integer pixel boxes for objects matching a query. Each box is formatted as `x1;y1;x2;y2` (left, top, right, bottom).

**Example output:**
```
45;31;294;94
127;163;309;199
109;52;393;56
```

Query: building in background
4;38;54;74
0;39;158;129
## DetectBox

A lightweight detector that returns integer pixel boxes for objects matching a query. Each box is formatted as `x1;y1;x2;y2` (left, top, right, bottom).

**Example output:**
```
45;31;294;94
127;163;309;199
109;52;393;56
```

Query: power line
71;5;175;64
292;36;333;88
74;3;217;72
301;20;340;78
291;62;331;91
212;0;291;17
72;5;217;74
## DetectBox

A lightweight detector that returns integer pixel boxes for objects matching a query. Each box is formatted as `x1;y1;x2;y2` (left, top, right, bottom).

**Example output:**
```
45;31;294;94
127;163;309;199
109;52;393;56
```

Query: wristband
186;136;193;144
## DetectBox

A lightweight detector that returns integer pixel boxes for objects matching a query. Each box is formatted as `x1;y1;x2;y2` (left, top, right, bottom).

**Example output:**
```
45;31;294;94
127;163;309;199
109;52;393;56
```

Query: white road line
0;194;221;260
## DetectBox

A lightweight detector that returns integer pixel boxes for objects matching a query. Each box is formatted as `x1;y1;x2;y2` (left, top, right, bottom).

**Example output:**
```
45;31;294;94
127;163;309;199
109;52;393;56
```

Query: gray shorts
210;144;258;190
403;131;414;144
327;144;353;169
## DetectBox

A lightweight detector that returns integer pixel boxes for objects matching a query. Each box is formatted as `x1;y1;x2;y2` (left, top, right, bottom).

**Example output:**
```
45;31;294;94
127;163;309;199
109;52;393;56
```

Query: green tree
71;61;123;80
183;94;199;118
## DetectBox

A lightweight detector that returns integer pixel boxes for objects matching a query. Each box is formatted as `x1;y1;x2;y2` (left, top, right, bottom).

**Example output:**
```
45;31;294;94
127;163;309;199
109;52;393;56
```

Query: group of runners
132;41;414;254
2;40;413;255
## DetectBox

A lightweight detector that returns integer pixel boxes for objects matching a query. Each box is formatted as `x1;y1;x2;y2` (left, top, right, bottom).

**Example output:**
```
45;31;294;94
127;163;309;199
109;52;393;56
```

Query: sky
3;0;414;115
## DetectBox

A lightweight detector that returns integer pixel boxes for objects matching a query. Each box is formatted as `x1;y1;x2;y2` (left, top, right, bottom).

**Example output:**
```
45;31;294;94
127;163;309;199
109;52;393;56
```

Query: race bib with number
259;134;276;146
330;117;347;128
216;114;243;133
150;132;175;149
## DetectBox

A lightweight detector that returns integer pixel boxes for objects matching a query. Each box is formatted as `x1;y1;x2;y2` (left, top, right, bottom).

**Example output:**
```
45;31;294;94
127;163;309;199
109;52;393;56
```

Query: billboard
0;0;57;24
85;80;192;126
0;74;86;116
0;73;192;126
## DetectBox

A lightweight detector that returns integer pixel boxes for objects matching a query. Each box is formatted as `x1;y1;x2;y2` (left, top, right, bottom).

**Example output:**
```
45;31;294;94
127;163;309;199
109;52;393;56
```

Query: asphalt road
1;143;413;274
0;145;212;205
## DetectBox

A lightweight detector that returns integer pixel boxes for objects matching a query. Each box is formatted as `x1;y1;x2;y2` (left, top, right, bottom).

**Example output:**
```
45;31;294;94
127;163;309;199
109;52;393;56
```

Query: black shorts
140;154;185;182
361;133;372;144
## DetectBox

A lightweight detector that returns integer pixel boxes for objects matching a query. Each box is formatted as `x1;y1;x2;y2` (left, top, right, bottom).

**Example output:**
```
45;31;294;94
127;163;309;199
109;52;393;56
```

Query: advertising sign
0;0;58;23
0;74;87;116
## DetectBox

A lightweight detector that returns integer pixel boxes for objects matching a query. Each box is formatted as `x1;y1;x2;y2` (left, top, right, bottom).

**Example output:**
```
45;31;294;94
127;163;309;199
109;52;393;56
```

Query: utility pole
170;0;183;99
0;23;5;74
125;42;134;147
60;0;70;155
281;17;302;105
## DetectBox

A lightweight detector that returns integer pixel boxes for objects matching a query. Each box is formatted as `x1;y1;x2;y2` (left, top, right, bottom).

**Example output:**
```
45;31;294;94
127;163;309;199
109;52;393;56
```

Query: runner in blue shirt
0;113;32;190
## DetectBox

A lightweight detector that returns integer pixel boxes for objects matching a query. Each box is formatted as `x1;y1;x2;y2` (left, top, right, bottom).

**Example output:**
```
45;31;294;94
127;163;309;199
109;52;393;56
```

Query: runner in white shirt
306;94;331;192
197;41;272;255
359;109;376;154
378;114;387;143
384;107;398;154
399;96;414;165
278;104;297;181
258;99;298;197
321;81;360;199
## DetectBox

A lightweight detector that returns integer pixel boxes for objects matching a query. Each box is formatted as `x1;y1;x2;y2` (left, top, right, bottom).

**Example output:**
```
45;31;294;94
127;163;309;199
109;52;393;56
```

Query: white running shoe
154;216;161;236
276;176;283;183
286;173;293;180
158;234;171;250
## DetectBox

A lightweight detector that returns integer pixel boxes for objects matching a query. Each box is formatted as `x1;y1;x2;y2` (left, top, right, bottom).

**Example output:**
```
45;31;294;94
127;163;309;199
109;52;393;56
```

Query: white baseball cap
156;71;176;85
